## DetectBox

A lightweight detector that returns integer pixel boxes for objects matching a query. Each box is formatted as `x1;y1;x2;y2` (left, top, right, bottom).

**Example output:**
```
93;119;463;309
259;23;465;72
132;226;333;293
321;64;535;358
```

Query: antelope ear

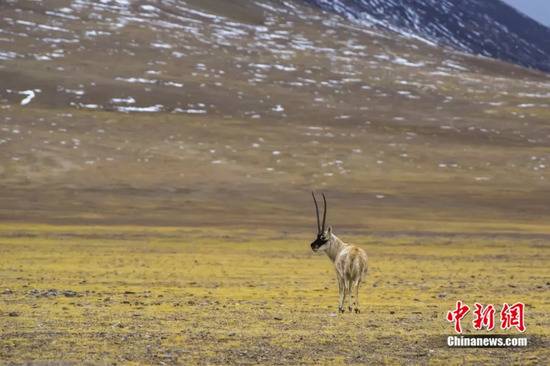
327;226;333;235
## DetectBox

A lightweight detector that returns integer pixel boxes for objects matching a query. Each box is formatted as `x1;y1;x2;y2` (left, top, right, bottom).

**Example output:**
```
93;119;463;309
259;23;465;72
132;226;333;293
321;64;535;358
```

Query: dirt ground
1;223;548;365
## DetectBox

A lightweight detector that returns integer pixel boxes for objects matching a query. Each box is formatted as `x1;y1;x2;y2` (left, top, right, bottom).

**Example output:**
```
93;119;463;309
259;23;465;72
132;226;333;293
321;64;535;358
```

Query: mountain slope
305;0;550;72
0;0;550;229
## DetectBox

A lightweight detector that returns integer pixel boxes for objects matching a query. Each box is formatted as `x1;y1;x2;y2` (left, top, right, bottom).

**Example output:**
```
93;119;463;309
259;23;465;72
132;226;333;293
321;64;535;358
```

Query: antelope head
310;192;332;252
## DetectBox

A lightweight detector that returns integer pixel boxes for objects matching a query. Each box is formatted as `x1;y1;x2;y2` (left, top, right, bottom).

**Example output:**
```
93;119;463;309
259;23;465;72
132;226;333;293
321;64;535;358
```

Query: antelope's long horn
312;191;321;233
322;193;327;232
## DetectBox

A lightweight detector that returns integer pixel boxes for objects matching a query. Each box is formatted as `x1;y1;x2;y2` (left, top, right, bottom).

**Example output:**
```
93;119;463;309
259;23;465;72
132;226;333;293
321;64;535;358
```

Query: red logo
473;303;496;331
446;301;470;333
500;302;526;332
447;301;525;333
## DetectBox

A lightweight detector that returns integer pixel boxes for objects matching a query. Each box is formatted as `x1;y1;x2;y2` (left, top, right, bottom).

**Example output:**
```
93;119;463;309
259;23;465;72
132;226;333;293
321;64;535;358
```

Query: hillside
306;0;550;72
1;0;550;232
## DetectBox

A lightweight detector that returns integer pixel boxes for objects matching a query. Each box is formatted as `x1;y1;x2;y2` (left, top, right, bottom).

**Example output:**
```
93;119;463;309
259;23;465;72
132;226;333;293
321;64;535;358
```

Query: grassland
1;1;550;364
1;223;549;365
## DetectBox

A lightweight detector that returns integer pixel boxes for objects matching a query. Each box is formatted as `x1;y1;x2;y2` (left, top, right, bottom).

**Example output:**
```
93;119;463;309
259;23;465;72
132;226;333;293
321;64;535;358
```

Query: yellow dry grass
1;223;548;364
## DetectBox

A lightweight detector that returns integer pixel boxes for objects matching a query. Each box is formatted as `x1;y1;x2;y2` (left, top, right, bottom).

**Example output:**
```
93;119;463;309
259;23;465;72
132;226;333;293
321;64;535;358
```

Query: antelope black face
310;192;329;252
311;232;329;252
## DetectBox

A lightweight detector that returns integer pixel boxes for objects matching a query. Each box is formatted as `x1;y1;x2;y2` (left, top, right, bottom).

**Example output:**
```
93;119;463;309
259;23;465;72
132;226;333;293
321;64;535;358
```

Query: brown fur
315;226;368;313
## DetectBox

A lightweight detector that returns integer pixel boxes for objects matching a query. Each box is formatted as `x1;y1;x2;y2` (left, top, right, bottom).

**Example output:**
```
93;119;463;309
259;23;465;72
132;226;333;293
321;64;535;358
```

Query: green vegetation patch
1;224;549;364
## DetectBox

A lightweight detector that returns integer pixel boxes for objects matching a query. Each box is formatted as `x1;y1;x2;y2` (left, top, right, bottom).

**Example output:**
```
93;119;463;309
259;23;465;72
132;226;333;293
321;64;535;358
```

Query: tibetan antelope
310;192;368;313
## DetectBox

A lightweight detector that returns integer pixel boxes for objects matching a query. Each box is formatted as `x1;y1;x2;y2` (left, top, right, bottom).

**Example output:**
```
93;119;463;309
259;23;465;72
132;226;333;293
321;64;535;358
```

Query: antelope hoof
354;308;361;314
338;307;345;314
